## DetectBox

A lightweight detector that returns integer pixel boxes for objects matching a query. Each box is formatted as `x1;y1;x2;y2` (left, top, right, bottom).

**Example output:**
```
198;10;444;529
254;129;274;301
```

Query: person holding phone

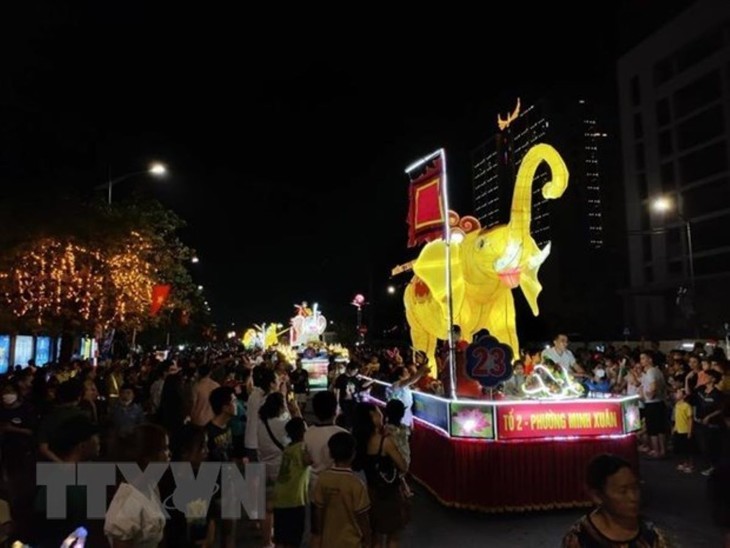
334;363;372;429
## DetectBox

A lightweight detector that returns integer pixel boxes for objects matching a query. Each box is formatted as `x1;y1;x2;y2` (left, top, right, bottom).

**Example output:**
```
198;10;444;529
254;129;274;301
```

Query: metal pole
686;220;695;292
440;149;457;400
356;308;362;343
404;148;455;398
685;219;699;338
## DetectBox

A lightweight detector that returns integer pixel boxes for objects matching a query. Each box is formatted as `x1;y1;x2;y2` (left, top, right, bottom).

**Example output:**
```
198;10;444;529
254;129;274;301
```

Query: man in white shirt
244;367;278;461
640;351;667;458
303;390;347;547
304;391;347;494
542;333;585;377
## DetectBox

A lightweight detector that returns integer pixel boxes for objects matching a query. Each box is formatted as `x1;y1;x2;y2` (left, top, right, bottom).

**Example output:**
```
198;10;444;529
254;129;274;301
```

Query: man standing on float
542;333;586;378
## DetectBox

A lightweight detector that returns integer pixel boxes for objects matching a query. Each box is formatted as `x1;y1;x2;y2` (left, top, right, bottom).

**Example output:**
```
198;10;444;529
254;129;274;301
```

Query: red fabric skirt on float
409;420;638;512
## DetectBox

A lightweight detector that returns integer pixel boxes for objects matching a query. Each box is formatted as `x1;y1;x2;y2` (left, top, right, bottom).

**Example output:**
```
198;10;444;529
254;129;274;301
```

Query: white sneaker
701;467;715;476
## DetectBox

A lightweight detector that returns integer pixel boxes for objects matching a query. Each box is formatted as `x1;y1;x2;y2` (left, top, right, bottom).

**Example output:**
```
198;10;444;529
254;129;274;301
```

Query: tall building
471;96;616;338
472;98;607;251
617;0;730;337
473;102;550;247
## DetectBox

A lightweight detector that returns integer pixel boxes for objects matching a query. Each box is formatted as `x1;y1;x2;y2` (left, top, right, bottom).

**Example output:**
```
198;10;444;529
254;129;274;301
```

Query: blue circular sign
465;329;514;388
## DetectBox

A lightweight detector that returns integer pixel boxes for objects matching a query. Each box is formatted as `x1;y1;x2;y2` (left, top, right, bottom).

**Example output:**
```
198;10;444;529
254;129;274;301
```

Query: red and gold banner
150;284;171;316
407;156;445;247
496;401;624;440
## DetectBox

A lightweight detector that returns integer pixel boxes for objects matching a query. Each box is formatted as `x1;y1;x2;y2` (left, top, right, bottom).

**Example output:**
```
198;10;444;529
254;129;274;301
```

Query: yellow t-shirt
674;401;693;434
273;442;309;509
313;468;370;548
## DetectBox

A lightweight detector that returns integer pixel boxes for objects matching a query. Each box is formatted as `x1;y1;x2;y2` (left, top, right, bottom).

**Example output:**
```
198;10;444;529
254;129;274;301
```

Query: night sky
1;1;694;336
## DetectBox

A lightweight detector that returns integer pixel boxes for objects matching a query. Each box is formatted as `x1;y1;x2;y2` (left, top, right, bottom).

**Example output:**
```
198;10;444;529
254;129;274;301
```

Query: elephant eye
477;238;485;250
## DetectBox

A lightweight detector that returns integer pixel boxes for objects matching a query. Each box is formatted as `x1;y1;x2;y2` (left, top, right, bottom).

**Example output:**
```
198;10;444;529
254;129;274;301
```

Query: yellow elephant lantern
404;143;569;375
242;323;285;350
242;328;258;350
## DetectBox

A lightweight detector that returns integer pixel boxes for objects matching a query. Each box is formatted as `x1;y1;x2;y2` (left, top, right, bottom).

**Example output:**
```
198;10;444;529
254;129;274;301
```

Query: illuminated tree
0;197;206;354
1;239;106;328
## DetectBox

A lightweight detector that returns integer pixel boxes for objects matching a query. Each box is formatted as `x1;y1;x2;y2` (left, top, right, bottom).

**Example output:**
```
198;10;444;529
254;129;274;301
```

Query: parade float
379;120;639;512
242;323;285;351
289;302;331;389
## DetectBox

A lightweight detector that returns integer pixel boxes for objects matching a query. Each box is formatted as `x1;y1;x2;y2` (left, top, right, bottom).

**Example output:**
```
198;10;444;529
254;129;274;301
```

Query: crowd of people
0;344;425;547
533;336;730;476
0;337;727;547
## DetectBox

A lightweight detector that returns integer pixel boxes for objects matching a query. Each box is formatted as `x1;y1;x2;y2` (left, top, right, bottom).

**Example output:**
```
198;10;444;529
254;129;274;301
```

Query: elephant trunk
509;143;569;238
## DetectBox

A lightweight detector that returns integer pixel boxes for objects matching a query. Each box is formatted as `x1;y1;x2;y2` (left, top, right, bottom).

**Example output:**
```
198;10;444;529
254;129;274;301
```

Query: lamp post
97;162;168;205
652;195;698;336
651;196;695;292
352;294;366;344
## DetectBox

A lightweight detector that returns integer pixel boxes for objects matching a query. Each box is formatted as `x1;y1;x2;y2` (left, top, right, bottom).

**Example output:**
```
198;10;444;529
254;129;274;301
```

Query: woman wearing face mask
0;384;37;491
0;385;38;532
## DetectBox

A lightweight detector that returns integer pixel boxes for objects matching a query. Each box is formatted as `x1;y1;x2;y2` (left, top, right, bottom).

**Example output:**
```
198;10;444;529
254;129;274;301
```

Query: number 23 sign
465;330;514;388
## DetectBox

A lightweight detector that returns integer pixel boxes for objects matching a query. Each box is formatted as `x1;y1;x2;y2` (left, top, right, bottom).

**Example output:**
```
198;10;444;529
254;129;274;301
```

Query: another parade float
289;302;333;390
241;304;347;390
373;131;640;512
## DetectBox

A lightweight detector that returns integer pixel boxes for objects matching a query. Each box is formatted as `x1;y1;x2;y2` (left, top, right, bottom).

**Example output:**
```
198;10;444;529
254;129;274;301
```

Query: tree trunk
59;331;75;364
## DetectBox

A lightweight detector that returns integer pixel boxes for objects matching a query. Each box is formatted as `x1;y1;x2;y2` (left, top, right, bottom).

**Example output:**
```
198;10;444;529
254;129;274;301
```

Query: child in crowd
384;399;413;498
501;360;526;397
108;383;144;436
273;417;311;548
312;432;371;548
673;387;694;473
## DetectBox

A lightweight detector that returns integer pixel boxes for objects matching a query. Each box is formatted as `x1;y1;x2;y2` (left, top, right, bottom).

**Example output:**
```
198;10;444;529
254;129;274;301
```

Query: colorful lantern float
369;128;640;512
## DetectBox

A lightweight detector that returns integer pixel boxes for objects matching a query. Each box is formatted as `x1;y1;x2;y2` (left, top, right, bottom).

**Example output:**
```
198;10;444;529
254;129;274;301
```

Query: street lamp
149;162;167;176
351;294;366;344
650;195;695;292
387;285;396;295
97;161;169;205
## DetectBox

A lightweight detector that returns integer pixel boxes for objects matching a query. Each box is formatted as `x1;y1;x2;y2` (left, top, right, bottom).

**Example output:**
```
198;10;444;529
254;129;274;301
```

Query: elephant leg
482;292;520;359
425;334;438;378
409;324;429;355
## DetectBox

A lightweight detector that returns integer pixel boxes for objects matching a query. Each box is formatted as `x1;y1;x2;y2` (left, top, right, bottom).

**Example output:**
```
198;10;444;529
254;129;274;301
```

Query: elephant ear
520;241;551;316
413;239;465;318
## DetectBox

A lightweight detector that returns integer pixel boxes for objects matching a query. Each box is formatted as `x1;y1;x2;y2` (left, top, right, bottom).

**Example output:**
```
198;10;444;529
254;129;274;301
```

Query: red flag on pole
150;284;171;316
406;154;445;247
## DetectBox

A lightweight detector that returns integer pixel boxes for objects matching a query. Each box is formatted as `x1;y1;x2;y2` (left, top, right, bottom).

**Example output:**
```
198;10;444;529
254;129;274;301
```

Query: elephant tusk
527;242;552;270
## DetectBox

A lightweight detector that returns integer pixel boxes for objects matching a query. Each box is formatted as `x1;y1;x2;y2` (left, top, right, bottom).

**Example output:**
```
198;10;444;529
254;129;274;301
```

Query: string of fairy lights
0;234;162;328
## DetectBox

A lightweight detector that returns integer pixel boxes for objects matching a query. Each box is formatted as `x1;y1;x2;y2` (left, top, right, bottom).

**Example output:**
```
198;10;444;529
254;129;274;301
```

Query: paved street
237;453;725;547
401;457;725;547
